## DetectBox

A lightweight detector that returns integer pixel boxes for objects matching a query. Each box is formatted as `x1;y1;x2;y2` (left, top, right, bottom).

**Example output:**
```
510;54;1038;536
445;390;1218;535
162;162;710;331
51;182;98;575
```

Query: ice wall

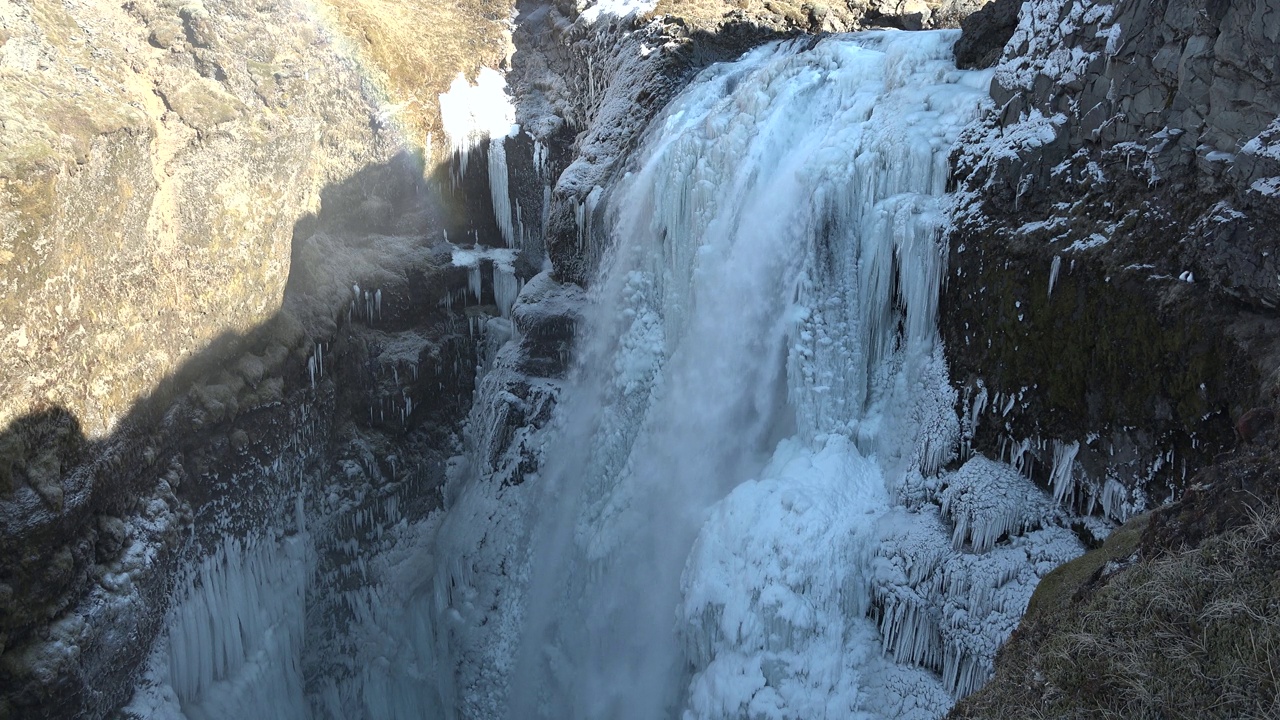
430;30;1084;720
127;523;315;720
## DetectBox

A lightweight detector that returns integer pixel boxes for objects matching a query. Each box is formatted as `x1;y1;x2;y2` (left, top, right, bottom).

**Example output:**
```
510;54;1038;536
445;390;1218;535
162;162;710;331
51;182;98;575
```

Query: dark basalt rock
953;0;1021;69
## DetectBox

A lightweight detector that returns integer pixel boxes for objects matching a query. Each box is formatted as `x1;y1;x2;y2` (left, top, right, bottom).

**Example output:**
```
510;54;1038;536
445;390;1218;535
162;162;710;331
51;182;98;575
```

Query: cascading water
431;29;1082;720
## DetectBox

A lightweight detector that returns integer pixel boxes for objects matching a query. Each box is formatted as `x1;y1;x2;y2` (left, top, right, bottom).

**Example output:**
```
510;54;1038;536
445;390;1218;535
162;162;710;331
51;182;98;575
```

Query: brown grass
953;506;1280;719
316;0;514;161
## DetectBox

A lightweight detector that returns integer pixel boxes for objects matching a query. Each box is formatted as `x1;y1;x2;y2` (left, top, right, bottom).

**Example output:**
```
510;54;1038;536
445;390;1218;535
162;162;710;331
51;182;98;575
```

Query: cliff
943;0;1280;524
0;0;512;715
943;0;1280;715
5;0;1278;714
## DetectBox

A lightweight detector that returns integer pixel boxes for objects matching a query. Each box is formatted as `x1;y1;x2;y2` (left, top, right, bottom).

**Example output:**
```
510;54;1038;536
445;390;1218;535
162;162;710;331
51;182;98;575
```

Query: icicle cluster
448;246;525;322
163;531;315;719
438;69;516;188
940;455;1058;553
873;503;1081;698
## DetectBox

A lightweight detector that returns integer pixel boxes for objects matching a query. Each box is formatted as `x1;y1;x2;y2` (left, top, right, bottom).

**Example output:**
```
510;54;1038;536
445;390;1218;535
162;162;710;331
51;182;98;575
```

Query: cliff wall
944;0;1280;523
945;0;1280;715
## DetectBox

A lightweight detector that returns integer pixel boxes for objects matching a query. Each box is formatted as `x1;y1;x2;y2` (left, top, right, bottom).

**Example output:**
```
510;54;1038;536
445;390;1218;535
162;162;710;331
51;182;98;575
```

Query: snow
577;0;657;25
1250;176;1280;196
1241;117;1280;161
995;0;1117;91
1066;232;1110;252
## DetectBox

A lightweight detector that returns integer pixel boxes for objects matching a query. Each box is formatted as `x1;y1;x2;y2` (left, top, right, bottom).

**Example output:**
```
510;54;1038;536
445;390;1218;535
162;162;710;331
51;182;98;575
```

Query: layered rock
944;0;1280;715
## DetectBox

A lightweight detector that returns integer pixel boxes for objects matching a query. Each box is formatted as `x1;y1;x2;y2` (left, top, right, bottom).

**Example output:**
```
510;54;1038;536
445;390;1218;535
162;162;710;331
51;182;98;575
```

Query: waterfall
431;30;1080;720
128;29;1084;720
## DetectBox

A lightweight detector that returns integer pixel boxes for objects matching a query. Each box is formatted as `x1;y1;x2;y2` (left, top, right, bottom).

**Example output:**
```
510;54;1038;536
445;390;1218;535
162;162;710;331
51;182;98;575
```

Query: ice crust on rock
873;511;1081;698
940;455;1058;553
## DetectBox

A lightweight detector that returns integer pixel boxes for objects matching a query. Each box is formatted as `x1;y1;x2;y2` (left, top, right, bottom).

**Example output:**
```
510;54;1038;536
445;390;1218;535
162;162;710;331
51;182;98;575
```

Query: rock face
952;0;1020;68
1;0;385;440
0;0;516;715
943;0;1280;523
944;0;1280;715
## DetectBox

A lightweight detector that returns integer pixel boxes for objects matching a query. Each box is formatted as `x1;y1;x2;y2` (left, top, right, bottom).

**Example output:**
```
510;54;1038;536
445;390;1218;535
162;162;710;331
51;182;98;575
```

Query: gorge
2;0;1278;718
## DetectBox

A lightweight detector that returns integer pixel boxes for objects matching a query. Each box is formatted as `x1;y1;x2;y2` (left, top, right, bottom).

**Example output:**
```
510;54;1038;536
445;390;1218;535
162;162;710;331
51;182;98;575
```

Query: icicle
493;265;522;319
488;136;516;248
1049;440;1080;504
468;265;482;302
1047;255;1062;298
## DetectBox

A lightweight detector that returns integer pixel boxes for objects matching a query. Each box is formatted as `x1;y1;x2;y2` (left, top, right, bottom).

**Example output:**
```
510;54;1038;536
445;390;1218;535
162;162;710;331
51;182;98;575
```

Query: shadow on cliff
0;141;512;718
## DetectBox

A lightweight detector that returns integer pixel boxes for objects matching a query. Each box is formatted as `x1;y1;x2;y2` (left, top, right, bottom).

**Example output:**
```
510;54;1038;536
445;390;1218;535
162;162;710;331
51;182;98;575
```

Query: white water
130;30;1085;720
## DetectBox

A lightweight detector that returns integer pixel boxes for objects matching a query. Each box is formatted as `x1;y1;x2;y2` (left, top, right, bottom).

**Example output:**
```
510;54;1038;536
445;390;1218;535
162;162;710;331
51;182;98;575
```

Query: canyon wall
945;0;1280;715
7;0;1278;714
0;0;512;714
944;0;1280;523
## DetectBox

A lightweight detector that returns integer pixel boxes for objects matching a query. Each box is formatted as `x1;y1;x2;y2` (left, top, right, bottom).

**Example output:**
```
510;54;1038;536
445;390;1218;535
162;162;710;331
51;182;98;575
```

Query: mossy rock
1025;512;1149;620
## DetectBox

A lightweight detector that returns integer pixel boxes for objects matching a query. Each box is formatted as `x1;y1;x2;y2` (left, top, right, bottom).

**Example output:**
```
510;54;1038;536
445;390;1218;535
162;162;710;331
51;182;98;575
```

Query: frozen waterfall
433;29;1082;720
129;29;1085;720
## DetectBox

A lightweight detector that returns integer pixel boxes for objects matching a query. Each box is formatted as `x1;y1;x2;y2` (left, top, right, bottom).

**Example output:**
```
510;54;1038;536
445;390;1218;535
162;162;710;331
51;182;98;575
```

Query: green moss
1025;513;1148;620
945;240;1241;484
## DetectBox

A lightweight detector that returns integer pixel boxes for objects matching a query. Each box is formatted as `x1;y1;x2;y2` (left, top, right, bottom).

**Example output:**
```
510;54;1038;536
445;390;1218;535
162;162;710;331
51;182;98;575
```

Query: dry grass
316;0;515;161
954;505;1280;719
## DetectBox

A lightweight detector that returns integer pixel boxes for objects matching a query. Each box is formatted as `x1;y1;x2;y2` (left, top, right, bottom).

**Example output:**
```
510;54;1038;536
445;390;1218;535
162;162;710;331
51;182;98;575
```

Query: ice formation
130;30;1088;720
450;245;524;319
438;69;518;188
941;456;1058;553
129;523;314;720
430;31;1082;720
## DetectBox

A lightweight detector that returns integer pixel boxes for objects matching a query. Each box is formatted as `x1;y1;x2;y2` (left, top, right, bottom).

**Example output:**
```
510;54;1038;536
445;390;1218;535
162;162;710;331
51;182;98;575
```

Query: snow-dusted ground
128;30;1086;720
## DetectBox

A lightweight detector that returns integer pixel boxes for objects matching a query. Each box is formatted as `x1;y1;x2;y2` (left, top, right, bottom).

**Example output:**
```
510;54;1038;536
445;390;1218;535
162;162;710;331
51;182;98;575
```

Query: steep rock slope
0;0;515;715
943;0;1280;522
945;0;1280;715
